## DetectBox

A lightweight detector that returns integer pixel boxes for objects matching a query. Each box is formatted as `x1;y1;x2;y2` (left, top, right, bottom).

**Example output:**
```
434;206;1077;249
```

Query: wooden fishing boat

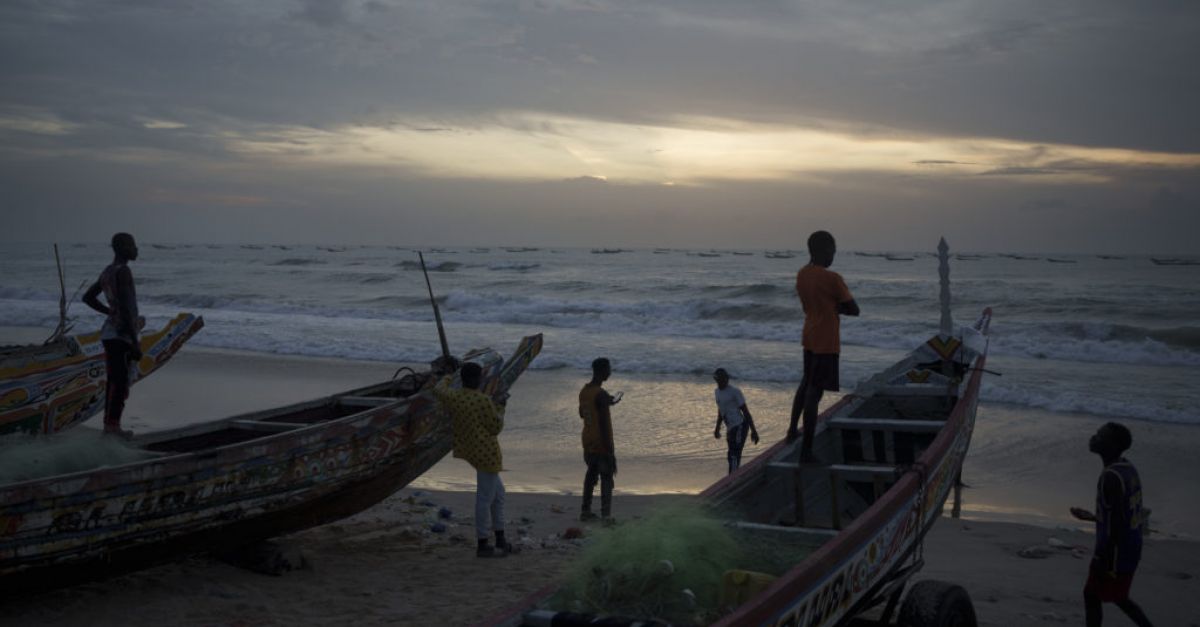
0;333;543;595
1150;257;1200;266
0;313;205;437
485;240;992;627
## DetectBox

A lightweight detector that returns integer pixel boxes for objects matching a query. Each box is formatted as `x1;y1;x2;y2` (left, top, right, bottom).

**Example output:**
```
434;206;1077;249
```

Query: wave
488;262;540;272
395;260;461;272
981;383;1198;425
270;258;326;266
328;272;394;285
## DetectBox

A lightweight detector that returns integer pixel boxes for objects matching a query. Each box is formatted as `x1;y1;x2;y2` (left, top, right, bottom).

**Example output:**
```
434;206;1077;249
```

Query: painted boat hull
0;313;205;436
0;334;543;595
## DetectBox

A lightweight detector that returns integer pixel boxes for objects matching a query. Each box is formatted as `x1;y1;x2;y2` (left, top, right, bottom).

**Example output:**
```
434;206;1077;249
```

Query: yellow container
719;569;778;609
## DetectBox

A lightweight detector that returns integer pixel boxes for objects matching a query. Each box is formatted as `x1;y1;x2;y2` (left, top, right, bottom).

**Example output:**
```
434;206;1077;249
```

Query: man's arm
714;412;724;439
1095;471;1125;574
485;397;504;436
741;405;759;444
114;267;139;340
595;392;615;455
82;280;109;316
837;299;860;316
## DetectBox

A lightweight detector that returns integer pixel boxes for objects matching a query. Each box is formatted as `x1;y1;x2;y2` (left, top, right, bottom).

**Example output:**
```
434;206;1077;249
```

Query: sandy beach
2;330;1199;625
2;487;1197;626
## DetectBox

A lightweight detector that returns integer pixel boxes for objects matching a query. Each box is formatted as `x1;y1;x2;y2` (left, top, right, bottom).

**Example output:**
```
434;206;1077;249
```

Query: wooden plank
229;420;309;432
729;521;839;544
827;418;944;433
830;471;842;530
336;396;396;407
793;465;805;527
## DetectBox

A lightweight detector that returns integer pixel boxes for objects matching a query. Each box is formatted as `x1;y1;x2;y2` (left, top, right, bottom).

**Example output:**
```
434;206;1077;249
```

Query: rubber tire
897;580;978;627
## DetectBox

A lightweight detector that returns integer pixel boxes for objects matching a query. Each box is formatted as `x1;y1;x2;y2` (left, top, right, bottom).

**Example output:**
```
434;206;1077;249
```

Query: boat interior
712;355;975;552
136;371;434;456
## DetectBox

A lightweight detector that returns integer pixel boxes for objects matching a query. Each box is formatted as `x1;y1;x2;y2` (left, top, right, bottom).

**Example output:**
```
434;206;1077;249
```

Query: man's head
460;362;483;390
592;357;611;382
807;230;835;267
713;368;730;389
111;232;138;261
1089;422;1132;458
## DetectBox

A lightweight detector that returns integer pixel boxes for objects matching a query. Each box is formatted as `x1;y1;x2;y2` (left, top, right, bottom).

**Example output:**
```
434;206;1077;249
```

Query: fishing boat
0;333;543;595
1;313;205;437
1150;257;1200;266
764;251;796;260
485;239;992;627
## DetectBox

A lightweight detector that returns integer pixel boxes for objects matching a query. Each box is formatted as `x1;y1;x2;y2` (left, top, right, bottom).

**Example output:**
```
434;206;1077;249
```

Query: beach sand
2;331;1199;625
3;488;1197;626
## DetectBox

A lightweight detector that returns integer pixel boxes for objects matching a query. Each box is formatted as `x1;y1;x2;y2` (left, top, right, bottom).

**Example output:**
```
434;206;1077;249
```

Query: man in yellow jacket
434;362;511;557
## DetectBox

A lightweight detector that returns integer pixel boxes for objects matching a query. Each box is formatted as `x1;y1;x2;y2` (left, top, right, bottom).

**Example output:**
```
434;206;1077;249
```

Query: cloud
980;167;1057;176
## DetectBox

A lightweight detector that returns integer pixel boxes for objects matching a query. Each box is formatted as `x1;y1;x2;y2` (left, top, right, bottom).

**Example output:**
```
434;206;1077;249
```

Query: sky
1;0;1198;253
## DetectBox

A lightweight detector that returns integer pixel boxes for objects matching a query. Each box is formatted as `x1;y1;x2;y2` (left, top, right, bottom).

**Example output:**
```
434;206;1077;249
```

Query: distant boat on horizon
1097;255;1125;260
1150;257;1200;266
1046;257;1077;263
764;251;795;259
885;254;915;261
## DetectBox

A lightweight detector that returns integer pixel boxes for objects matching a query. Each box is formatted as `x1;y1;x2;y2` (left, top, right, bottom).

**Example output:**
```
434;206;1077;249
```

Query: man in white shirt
712;368;759;474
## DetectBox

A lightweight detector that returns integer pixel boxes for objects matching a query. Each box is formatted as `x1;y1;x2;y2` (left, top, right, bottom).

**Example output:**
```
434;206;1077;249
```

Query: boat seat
827;418;944;433
728;521;839;545
335;396;395;407
769;462;903;530
230;420;310;431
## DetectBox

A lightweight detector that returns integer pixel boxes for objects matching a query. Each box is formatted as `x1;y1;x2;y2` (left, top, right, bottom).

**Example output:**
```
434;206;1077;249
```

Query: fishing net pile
550;505;812;626
0;431;156;485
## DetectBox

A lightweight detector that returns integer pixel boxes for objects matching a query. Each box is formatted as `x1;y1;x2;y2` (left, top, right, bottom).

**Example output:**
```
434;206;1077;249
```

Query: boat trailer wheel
897;579;978;627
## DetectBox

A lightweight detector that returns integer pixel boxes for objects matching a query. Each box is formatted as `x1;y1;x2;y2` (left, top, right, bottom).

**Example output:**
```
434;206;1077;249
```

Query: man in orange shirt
787;231;859;462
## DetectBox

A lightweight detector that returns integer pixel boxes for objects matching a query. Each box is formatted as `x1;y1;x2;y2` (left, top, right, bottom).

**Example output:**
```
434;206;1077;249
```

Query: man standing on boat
787;230;859;462
82;232;143;438
1070;422;1155;627
579;357;621;523
433;361;513;558
712;368;759;474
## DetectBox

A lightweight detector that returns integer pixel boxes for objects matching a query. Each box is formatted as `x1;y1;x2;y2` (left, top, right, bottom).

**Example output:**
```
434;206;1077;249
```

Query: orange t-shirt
795;264;854;354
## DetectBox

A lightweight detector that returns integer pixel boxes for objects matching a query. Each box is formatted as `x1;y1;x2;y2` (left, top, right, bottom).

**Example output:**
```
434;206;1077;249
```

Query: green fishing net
0;432;156;485
551;505;813;626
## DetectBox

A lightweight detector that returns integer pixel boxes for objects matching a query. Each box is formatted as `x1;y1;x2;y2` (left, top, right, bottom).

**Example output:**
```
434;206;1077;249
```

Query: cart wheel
897;580;977;627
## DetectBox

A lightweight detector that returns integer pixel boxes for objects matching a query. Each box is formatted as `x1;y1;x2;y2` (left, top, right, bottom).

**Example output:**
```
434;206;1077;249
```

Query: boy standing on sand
712;368;759;474
1070;422;1155;627
579;357;621;523
433;361;513;558
787;230;859;462
82;232;143;438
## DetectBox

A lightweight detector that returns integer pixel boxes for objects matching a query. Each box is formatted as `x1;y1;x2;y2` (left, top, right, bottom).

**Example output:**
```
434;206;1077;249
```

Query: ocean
3;241;1198;427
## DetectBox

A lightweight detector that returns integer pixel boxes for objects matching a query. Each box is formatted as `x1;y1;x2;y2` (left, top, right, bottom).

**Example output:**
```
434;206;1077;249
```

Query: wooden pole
418;252;451;361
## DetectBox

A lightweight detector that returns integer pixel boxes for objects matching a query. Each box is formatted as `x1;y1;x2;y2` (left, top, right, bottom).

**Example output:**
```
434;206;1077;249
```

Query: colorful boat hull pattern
0;313;204;436
0;334;542;593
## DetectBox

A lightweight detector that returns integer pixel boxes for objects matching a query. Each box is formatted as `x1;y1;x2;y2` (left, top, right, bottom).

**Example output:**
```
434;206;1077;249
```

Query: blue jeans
475;470;505;540
726;422;748;474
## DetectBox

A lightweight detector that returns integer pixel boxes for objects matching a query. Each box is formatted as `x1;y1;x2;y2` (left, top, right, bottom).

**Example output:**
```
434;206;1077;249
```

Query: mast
938;237;953;339
418;251;451;361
